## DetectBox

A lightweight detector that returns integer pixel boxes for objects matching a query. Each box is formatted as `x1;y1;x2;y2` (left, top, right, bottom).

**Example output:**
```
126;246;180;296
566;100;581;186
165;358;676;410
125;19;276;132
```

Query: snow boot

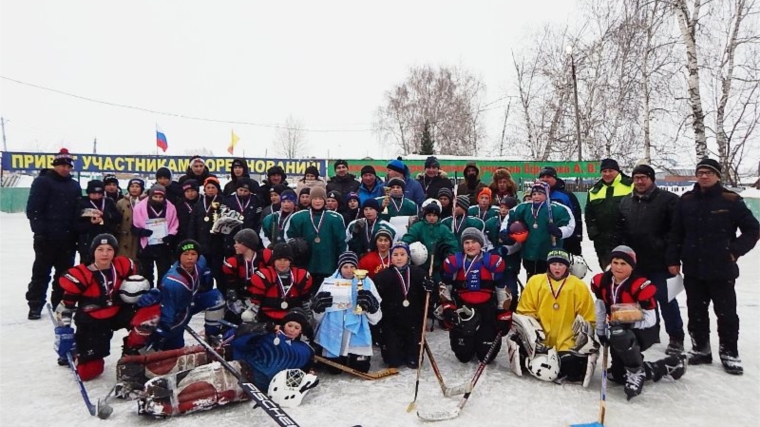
688;339;712;365
719;347;743;376
665;335;685;356
624;367;645;401
28;306;42;320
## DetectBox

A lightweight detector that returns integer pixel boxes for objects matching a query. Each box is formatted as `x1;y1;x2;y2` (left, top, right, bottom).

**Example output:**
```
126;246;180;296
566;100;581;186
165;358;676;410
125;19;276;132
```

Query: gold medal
204;216;210;222
314;236;321;243
281;301;289;309
402;299;410;307
553;302;560;310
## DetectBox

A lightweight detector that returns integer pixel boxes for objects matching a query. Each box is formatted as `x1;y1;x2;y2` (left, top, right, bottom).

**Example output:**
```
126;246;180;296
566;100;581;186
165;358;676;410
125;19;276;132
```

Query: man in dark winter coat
585;158;633;269
539;167;583;256
223;158;258;196
417;156;453;200
154;167;184;206
259;165;289;208
177;156;211;186
668;158;759;375
617;164;685;355
456;162;487;206
326;159;360;196
25;148;82;319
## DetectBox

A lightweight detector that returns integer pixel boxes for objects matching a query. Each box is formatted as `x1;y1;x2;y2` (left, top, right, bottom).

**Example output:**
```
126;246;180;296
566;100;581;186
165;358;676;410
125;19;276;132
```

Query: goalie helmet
409;241;429;266
119;275;150;304
268;369;319;408
526;347;560;382
421;198;442;216
570;254;588;279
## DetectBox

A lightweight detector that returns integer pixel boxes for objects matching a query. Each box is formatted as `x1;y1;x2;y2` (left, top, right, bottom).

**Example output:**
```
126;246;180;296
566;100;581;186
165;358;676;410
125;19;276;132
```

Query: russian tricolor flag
156;125;168;152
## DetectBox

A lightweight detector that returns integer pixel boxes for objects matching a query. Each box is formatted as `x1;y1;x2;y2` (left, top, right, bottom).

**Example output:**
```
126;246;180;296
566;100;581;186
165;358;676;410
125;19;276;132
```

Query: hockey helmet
409;241;429;266
570;254;589;279
421;198;442;216
119;275;150;304
526;347;560;382
287;237;311;268
268;369;319;408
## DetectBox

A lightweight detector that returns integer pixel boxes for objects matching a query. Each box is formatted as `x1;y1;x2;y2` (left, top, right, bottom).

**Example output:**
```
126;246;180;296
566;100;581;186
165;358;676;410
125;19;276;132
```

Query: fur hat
52;148;74;167
90;233;118;256
610;245;637;268
234;228;259;250
696;157;721;177
493;168;512;182
461;227;484;247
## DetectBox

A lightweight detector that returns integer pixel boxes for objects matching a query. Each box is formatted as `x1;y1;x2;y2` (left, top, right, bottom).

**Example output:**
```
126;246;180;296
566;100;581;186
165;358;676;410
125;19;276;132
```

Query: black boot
665;334;685;356
624;367;646;400
27;305;42;320
688;338;712;365
719;345;743;375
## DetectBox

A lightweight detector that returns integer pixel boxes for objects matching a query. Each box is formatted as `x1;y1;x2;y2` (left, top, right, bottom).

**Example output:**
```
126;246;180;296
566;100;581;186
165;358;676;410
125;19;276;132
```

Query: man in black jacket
417;156;453;200
259;165;288;209
25;148;82;320
669;158;759;375
326;159;360;196
539;167;583;256
617;164;685;355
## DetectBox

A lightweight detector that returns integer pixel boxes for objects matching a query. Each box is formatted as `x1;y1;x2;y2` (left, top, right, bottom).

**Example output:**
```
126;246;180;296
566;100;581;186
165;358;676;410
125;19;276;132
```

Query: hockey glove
312;292;334;314
226;289;246;315
441;303;459;328
163;233;176;248
422;277;436;293
149;327;169;350
495;310;513;335
547;223;562;239
499;229;516;246
350;219;366;235
54;326;76;359
54;303;74;327
356;290;379;314
137;288;162;307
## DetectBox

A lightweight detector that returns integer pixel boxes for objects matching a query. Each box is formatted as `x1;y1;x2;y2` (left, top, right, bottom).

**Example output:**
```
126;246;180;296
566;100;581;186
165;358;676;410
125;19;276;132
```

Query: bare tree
273;116;308;159
375;65;486;155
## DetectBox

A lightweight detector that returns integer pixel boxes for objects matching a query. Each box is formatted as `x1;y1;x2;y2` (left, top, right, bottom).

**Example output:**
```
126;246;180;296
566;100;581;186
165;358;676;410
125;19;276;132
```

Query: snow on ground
1;212;758;427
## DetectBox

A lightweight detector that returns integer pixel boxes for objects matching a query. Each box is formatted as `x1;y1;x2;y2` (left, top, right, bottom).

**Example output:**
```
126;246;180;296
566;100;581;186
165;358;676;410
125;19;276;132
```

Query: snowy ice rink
1;212;758;427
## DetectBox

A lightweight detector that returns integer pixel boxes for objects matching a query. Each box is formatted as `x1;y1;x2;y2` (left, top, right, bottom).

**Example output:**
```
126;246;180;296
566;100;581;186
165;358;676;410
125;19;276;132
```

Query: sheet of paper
320;278;353;312
145;217;168;246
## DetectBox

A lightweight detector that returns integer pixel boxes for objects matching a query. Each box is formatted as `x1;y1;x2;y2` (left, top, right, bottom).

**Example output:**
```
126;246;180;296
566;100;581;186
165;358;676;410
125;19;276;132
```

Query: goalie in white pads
137;308;317;417
508;249;599;386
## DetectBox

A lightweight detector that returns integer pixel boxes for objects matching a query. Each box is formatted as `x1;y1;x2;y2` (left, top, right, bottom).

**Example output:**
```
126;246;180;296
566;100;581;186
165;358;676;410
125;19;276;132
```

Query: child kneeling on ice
137;308;317;417
591;245;686;400
312;251;383;373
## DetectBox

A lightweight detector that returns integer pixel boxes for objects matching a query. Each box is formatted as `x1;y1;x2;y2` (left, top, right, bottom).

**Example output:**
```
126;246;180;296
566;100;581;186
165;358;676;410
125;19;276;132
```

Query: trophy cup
209;201;221;234
381;187;391;214
353;269;369;314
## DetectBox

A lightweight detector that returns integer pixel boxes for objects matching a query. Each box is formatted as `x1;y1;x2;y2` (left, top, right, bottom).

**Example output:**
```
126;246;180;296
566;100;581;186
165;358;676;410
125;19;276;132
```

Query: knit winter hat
280;189;298;203
456;195;470;209
52;148;74;167
299;187;311;196
345;192;360;203
600;158;621;172
373;228;395;245
327;190;342;201
461;227;485;247
176;239;201;258
90;233;118;256
128;177;145;191
387;177;406;190
360;165;377;177
334;159;349;170
362;197;381;212
632;164;656;181
189;156;205;166
86;180;105;194
425;156;440;169
149;184;166;197
182;179;199;192
234;228;259;250
390;241;411;257
236;177;256;191
203;176;221;191
267;165;287;180
500;196;519;209
103;174;119;186
531;182;548;196
539;167;558;179
477;187;492;201
337;251;359;270
270;184;288;195
272;242;294;262
438;187;453;200
281;307;313;340
310;186;327;201
546;249;572;267
696;157;721;177
610;245;637;268
156;167;172;180
305;165;320;178
387;158;406;175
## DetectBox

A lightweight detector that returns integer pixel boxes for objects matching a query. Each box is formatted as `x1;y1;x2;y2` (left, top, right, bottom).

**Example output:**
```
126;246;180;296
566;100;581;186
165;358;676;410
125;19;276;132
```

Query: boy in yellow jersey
508;249;599;386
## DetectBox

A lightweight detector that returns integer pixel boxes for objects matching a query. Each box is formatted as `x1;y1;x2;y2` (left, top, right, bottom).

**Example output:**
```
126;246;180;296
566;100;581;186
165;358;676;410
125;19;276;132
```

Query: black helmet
287;238;310;268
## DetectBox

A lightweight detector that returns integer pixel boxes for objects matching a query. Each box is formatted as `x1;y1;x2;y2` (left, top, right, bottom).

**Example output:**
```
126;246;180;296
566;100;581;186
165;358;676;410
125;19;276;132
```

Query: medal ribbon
394;267;411;299
547;276;567;302
453;215;465;234
309;209;326;235
390;196;405;213
244;253;257;281
98;264;117;300
90;199;105;213
276;271;295;299
148;204;164;218
235;194;251;212
531;201;544;228
463;254;482;290
202;195;218;217
378;252;390;269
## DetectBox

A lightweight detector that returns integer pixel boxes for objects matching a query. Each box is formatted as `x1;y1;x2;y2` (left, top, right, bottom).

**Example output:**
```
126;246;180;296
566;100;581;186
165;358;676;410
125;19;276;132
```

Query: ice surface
1;212;758;427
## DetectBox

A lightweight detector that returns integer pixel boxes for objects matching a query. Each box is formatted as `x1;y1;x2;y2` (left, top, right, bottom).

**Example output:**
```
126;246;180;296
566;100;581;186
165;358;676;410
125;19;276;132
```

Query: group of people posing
27;149;758;417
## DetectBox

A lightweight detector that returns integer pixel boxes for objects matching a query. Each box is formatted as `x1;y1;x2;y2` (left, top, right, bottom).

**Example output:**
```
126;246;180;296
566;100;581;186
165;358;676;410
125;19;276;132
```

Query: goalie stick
406;254;435;412
423;340;469;397
46;303;114;419
314;355;398;380
417;332;503;422
568;344;608;427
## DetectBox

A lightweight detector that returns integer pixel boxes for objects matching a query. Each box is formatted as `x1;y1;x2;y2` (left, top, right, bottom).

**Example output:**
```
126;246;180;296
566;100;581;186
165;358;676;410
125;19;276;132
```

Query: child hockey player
592;245;686;400
137;308;316;417
358;228;395;279
468;187;500;222
346;198;395;256
55;234;144;380
76;180;122;264
509;249;598;385
312;251;382;373
259;188;297;248
439;228;510;364
441;195;485;251
484;196;520;308
374;242;435;368
221;228;271;323
402;200;458;282
437;188;454;220
377;177;418;221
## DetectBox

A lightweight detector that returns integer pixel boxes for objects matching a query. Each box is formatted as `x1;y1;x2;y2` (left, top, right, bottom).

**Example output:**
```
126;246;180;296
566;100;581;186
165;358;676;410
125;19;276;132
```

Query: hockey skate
624;367;645;400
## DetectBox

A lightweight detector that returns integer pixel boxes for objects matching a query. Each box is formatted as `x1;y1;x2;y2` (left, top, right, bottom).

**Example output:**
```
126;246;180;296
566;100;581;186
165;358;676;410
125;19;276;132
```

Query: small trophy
353;269;369;314
381;187;391;214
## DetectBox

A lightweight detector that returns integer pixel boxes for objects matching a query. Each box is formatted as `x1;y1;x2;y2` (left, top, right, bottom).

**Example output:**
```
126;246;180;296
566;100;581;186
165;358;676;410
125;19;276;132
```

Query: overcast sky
0;0;579;160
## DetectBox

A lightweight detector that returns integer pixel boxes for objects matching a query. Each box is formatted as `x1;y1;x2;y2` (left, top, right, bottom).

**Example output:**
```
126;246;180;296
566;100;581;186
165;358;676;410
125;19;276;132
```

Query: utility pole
1;117;7;152
566;46;583;162
93;138;97;154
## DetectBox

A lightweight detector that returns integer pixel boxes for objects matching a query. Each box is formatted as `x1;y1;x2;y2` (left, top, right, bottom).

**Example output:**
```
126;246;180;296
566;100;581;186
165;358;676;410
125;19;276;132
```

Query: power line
1;76;375;133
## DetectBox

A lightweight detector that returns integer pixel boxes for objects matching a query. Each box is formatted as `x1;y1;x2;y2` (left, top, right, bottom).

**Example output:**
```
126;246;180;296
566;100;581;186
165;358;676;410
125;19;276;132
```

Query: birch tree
273;115;308;159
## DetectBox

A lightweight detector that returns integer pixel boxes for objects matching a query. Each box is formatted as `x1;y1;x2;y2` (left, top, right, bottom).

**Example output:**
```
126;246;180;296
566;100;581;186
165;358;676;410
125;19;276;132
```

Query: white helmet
268;369;319;408
119;275;150;304
526;347;560;382
409;241;429;266
570;255;588;279
421;198;442;215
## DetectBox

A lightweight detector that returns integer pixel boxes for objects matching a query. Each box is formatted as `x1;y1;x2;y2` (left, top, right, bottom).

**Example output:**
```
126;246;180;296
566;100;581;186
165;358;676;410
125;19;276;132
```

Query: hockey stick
46;303;113;419
185;325;303;427
544;182;557;247
406;254;435;412
568;344;608;427
314;355;398;380
417;331;503;421
423;340;468;397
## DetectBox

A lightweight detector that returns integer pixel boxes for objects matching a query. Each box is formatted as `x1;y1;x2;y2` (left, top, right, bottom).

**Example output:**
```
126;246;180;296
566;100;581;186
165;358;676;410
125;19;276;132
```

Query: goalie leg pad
511;313;546;358
506;335;523;376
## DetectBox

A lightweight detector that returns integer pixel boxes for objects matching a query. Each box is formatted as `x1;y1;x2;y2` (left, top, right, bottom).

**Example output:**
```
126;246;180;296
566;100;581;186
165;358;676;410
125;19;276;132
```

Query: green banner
333;159;600;182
